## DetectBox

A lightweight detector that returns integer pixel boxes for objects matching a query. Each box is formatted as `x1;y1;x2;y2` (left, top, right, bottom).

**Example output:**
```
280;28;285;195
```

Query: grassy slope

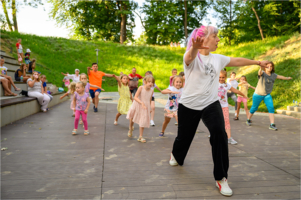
1;30;299;112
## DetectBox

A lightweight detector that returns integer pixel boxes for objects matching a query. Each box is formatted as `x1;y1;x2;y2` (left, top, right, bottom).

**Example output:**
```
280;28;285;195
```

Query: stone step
276;109;301;119
3;62;21;71
0;82;54;97
0;53;19;64
287;106;301;112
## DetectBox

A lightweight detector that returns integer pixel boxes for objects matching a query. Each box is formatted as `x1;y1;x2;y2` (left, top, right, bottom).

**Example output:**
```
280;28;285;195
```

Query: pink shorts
164;109;177;118
222;107;231;130
237;96;248;103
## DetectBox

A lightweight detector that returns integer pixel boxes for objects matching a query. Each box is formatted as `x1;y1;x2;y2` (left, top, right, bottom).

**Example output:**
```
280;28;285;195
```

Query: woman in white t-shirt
61;69;80;83
168;25;269;197
226;71;239;118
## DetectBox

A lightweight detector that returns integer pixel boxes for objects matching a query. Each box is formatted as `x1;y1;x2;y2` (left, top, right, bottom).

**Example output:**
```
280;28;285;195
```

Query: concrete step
0;53;19;65
3;62;21;71
287;106;301;112
276;109;301;118
0;82;54;97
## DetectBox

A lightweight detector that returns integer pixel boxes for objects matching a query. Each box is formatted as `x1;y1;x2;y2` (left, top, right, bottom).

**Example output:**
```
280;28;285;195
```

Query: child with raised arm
247;61;292;130
218;70;249;144
60;82;77;116
126;75;154;143
144;71;162;126
159;75;183;137
227;72;239;119
113;74;133;125
236;76;256;120
169;68;177;86
72;82;91;136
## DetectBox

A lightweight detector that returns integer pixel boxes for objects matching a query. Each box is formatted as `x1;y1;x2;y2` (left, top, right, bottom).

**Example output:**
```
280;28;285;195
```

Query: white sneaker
175;122;178;125
169;153;178;166
228;137;238;145
216;177;233;196
150;120;155;126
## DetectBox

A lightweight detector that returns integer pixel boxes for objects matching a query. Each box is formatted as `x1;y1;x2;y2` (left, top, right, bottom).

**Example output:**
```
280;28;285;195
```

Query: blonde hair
79;73;88;82
68;82;76;94
76;81;86;88
172;75;184;88
31;71;40;82
143;75;155;84
120;74;129;86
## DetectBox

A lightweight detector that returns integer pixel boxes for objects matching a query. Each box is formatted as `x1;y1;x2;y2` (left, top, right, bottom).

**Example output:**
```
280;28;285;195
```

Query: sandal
14;88;21;91
84;130;89;136
72;130;77;135
128;129;133;138
137;137;146;143
159;132;164;137
114;120;118;125
234;117;239;120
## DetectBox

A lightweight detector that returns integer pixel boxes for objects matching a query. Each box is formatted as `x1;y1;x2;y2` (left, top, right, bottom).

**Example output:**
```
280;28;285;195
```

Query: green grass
1;30;300;112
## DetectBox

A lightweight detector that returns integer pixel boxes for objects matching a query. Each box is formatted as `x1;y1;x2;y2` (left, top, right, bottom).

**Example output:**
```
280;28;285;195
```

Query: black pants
130;88;138;97
227;91;237;110
172;101;229;180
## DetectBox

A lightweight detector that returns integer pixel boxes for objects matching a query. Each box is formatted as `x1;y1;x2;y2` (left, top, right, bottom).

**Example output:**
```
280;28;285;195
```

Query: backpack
19;90;28;97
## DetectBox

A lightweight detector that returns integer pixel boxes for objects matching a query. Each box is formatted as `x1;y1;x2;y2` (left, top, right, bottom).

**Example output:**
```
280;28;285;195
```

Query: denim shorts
89;89;101;99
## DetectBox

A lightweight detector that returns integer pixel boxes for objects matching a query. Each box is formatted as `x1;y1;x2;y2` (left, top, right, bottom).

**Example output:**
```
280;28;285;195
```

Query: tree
212;0;242;45
49;0;137;43
141;0;209;45
0;0;43;32
1;0;13;31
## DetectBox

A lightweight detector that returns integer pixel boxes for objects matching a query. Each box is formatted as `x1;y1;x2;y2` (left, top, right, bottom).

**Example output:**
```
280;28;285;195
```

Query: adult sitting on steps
27;71;51;112
0;58;21;92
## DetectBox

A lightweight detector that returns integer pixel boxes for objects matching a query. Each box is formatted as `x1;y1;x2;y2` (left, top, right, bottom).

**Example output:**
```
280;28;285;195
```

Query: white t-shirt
179;52;230;110
66;74;80;83
218;83;232;108
165;86;183;111
227;78;238;89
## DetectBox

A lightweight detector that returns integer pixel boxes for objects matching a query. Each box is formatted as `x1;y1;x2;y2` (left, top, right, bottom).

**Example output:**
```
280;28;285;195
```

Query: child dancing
72;82;91;135
247;61;292;130
126;75;154;143
218;70;248;144
169;68;178;86
145;71;162;126
60;82;77;116
236;76;255;120
112;74;133;125
160;75;183;137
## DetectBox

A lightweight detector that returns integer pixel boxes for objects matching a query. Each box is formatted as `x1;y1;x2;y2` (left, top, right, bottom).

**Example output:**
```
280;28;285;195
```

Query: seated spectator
0;58;20;91
24;49;31;69
15;64;31;82
0;77;17;96
41;75;53;102
27;71;51;112
28;59;40;74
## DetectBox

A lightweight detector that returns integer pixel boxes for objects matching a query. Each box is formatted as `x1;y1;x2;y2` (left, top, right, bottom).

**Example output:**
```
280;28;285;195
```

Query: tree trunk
11;0;18;32
119;1;127;44
229;0;231;45
1;0;13;31
252;7;264;40
184;0;187;39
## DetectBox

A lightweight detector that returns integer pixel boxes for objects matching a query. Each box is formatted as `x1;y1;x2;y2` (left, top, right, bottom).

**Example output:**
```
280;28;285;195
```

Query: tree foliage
49;0;137;42
141;0;210;45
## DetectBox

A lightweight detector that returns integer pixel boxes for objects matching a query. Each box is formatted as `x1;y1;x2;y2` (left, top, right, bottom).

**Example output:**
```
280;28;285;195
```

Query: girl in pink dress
126;75;154;143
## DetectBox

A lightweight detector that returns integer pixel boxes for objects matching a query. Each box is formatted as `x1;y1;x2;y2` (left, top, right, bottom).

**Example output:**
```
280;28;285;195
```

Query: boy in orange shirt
88;63;115;112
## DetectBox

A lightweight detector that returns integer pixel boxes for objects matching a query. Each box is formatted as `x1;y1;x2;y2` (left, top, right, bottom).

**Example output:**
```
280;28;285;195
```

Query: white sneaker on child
228;137;238;145
150;120;155;126
169;153;178;166
216;177;233;196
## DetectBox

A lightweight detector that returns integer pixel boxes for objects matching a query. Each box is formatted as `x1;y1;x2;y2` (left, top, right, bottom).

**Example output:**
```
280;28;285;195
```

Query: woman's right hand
141;103;146;110
192;37;209;50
